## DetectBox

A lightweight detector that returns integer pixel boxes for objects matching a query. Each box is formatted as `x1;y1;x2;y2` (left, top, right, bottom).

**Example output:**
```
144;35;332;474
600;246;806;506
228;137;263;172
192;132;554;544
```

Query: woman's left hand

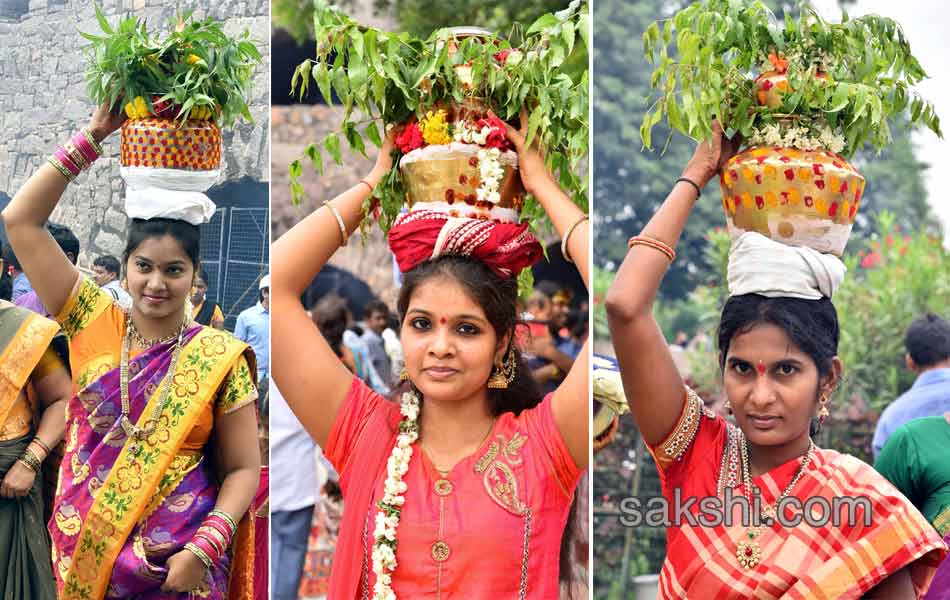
0;461;36;498
496;108;554;195
161;549;207;594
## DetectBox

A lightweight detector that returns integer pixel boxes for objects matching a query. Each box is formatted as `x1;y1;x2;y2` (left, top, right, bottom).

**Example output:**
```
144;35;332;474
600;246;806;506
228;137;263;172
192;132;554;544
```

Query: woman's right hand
366;132;396;185
87;102;126;144
681;121;742;189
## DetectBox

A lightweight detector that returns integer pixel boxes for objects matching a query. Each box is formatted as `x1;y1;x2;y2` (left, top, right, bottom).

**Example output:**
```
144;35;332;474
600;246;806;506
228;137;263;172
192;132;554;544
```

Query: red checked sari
647;388;948;599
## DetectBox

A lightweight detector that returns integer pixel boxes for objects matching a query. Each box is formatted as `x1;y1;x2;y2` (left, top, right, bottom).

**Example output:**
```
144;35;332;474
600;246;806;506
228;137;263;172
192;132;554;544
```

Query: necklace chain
734;433;814;569
126;312;181;348
420;416;496;473
120;311;187;452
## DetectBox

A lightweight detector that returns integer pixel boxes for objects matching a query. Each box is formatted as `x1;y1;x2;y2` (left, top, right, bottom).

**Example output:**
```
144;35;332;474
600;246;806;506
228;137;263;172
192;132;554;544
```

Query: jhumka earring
399;368;410;382
818;392;830;424
487;346;517;389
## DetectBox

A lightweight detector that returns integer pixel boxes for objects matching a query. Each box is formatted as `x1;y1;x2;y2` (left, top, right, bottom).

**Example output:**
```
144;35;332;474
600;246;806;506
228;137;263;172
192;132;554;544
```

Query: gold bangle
16;458;38;473
47;157;76;182
209;509;239;534
184;542;213;569
62;140;89;171
30;438;52;455
627;235;676;262
323;200;349;247
561;214;588;264
81;128;104;155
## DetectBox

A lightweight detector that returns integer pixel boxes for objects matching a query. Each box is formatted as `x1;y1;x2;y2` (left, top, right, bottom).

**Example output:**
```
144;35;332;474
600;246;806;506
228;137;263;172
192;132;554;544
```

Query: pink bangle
190;535;220;563
79;128;104;155
53;148;81;176
62;141;89;171
194;531;225;558
206;513;237;536
202;519;232;542
71;131;100;163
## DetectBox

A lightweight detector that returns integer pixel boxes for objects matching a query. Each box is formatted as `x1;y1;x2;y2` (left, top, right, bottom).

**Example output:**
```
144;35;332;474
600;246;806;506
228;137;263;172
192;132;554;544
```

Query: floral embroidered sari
49;278;259;600
647;388;948;599
0;300;68;600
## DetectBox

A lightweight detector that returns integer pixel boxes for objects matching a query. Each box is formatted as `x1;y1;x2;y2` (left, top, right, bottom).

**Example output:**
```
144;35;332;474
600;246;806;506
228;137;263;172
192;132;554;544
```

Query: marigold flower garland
370;390;421;599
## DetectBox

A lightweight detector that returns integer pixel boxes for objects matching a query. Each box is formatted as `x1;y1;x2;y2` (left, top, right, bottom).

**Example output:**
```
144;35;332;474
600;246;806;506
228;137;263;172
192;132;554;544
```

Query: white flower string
371;390;420;600
476;147;504;205
747;121;846;154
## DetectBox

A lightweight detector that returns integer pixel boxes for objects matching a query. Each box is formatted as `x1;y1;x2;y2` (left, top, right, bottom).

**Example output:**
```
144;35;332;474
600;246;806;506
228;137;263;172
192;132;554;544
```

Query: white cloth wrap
120;166;219;225
727;232;846;300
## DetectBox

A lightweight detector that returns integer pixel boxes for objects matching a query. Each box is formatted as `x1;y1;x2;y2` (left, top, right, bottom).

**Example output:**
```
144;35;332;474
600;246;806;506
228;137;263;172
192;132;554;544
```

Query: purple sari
51;325;241;599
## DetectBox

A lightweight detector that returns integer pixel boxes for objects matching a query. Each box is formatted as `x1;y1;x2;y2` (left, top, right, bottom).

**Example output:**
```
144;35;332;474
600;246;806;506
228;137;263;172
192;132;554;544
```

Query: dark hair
396;256;578;590
93;254;121;275
123;218;200;269
0;260;11;301
313;294;349;358
397;255;543;417
2;242;21;271
46;222;80;265
905;313;950;368
195;264;208;284
718;294;840;435
364;299;389;320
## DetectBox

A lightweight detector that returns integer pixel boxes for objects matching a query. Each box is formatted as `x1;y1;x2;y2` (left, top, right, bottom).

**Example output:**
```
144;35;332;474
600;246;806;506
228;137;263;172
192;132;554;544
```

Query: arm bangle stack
561;214;589;264
323;200;349;246
184;542;214;569
627;235;676;262
47;128;102;183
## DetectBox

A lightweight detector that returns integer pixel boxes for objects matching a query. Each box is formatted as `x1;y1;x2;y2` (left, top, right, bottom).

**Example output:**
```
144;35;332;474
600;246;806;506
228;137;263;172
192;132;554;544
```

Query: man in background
92;254;131;309
235;275;270;412
360;300;393;394
15;223;79;317
873;313;950;457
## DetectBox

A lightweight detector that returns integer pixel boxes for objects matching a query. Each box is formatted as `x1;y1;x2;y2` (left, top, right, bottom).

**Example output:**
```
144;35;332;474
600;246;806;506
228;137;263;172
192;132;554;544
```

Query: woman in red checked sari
2;104;262;599
605;124;947;599
272;109;589;599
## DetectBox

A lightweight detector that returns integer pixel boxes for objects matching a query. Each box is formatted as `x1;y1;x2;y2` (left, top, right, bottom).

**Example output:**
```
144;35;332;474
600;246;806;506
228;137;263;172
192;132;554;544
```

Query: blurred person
311;294;357;373
2;243;32;301
14;223;79;317
92;254;131;309
873;313;950;458
192;266;225;330
235;274;270;387
360;299;393;392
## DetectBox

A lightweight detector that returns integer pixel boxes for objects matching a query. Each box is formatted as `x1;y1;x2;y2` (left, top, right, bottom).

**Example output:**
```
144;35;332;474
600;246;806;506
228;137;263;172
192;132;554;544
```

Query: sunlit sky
813;0;950;239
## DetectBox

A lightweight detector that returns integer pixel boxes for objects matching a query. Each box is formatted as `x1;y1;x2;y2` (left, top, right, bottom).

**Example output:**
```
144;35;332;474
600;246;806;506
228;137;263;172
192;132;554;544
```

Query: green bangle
184;542;213;569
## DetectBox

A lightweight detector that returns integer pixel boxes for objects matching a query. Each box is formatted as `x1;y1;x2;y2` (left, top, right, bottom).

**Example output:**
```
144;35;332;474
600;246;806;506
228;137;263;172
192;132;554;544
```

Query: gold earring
487;346;517;389
724;398;732;413
399;368;410;382
818;393;830;420
121;277;128;292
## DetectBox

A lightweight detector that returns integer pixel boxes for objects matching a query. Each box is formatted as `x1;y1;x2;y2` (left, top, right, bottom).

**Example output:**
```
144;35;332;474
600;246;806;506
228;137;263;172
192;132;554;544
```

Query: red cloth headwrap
387;210;543;278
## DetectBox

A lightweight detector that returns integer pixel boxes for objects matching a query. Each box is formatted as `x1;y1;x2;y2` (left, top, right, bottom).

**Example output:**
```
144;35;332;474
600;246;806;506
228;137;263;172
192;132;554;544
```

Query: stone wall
0;0;269;266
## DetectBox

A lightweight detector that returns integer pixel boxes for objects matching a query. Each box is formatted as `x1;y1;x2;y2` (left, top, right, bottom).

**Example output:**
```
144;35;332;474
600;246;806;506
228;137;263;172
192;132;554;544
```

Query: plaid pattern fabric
648;393;948;599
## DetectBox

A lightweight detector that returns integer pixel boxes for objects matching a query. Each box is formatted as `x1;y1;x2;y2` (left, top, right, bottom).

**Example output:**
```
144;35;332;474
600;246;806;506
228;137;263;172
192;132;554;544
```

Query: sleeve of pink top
522;392;583;498
324;376;385;482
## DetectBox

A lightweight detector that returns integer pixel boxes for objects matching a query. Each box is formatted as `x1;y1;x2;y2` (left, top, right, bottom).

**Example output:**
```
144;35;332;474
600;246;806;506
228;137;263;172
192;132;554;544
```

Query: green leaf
314;60;332;104
324;133;342;165
526;13;559;35
578;13;590;52
304;143;324;175
364;121;382;148
94;3;113;35
525;106;543;148
562;20;576;56
826;83;850;113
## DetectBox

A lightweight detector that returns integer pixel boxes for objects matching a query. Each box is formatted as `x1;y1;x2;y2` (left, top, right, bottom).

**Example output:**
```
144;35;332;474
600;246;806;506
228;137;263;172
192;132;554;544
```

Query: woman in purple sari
2;104;262;599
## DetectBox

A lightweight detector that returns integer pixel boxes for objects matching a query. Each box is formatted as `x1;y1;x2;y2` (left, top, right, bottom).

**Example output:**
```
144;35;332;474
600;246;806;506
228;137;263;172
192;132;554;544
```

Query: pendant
128;441;141;456
736;528;762;569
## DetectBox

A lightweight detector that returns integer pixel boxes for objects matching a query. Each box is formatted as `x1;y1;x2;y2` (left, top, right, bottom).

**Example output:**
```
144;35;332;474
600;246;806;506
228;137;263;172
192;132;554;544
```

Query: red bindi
439;317;447;325
756;361;767;376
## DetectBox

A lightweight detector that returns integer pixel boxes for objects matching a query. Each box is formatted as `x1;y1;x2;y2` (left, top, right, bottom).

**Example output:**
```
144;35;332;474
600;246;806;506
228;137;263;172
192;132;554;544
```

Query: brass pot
718;146;866;256
400;145;524;223
120;117;221;171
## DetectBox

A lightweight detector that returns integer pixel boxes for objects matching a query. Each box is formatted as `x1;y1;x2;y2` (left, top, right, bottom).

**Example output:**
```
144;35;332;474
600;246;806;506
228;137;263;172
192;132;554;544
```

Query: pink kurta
325;377;581;599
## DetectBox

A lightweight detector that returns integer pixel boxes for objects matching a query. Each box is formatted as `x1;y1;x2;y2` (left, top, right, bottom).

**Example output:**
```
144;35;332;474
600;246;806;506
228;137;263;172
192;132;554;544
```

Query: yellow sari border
56;277;113;340
0;307;60;427
62;327;247;600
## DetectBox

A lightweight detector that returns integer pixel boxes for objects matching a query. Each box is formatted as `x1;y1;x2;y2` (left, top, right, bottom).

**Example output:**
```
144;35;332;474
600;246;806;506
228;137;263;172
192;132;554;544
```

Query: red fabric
387;209;542;278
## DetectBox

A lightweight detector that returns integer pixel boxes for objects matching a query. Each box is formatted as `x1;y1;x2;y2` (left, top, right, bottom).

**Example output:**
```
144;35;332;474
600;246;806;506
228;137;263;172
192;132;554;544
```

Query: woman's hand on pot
367;130;397;186
497;107;554;196
681;121;742;189
87;101;126;145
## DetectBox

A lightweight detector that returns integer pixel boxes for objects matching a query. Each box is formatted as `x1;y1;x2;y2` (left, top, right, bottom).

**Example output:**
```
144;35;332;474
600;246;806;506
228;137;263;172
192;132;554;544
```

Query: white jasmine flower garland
747;121;846;154
476;147;504;205
371;390;421;600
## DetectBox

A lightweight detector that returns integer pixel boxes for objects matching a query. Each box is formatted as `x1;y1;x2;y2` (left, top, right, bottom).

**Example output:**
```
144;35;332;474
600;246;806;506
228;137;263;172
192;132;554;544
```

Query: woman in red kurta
606;124;946;599
272;111;589;599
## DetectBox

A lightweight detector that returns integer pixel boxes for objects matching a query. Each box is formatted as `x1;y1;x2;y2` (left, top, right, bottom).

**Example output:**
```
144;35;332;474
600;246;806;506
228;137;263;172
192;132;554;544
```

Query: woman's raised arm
270;139;394;448
605;124;738;446
1;104;124;317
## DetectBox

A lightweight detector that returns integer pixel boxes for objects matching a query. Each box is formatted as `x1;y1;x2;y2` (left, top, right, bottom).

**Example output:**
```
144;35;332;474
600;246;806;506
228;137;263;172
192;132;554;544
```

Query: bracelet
323;200;349;247
194;531;226;558
184;542;213;569
29;438;52;455
627;235;676;262
561;214;588;264
16;458;38;473
62;140;89;171
77;128;104;157
47;156;76;182
208;509;238;535
675;177;702;199
358;179;374;194
52;147;81;176
21;447;43;470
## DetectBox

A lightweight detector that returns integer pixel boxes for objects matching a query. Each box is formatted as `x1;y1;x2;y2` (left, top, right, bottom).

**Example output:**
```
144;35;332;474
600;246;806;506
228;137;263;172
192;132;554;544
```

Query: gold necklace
127;312;181;348
120;311;187;455
735;434;814;569
421;416;496;474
